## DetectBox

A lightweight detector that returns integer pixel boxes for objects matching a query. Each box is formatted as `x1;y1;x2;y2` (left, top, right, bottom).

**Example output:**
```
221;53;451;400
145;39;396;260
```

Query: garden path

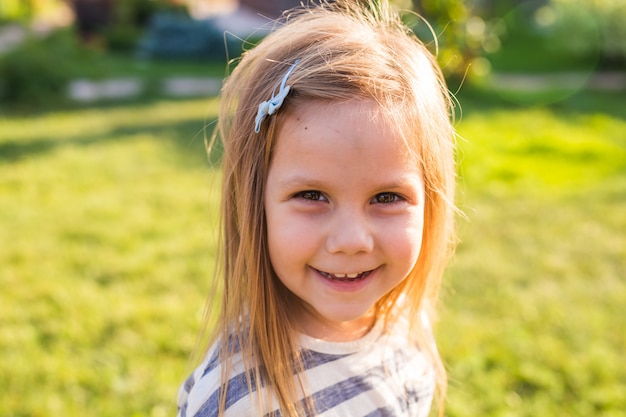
490;71;626;92
65;70;626;103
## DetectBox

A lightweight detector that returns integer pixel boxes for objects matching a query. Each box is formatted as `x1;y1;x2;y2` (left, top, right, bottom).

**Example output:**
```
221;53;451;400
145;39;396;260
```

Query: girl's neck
296;307;377;342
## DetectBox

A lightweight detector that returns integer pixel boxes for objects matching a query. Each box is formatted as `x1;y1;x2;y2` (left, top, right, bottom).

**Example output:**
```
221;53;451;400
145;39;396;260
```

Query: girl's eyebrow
276;174;422;191
276;176;327;189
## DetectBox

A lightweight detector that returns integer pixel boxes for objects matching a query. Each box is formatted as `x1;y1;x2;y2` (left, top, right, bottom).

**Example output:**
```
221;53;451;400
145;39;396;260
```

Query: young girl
177;1;457;416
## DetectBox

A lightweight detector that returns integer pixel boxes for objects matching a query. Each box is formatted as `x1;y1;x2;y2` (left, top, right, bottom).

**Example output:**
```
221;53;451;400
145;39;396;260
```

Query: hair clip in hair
254;60;299;133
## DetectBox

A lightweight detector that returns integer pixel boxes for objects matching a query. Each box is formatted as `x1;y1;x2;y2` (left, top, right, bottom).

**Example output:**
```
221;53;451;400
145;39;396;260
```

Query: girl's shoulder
176;336;262;417
176;340;222;417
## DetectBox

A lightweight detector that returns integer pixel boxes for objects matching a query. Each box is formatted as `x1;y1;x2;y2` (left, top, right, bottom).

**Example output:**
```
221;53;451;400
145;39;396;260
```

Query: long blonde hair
205;1;457;415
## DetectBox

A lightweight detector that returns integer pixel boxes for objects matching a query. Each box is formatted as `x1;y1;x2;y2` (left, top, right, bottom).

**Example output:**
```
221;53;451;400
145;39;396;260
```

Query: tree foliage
406;0;494;79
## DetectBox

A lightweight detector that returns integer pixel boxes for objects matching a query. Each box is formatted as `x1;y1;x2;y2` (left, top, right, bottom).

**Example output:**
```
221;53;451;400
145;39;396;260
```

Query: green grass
0;98;221;416
441;90;626;416
1;90;625;416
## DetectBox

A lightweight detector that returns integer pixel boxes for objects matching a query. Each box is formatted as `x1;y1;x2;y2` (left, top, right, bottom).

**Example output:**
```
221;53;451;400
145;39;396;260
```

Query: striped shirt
177;319;435;417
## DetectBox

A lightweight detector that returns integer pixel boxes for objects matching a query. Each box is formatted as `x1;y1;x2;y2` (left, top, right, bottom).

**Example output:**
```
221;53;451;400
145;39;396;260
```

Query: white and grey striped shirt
177;319;435;417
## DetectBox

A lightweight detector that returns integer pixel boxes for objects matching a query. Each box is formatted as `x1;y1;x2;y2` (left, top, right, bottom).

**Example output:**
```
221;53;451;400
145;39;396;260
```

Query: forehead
274;99;415;162
269;99;422;183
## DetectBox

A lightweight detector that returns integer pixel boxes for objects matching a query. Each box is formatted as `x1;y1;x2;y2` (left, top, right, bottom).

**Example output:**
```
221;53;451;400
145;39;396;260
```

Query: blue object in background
137;12;245;61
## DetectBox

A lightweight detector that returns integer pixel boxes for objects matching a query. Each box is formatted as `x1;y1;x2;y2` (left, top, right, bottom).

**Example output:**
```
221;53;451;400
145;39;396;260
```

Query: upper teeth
334;273;360;278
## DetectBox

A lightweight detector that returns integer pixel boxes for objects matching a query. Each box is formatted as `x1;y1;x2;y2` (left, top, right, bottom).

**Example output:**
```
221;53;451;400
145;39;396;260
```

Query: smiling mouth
317;269;374;282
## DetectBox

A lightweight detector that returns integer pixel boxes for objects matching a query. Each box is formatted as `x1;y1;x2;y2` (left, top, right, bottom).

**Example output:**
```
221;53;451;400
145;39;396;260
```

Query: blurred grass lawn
0;89;625;416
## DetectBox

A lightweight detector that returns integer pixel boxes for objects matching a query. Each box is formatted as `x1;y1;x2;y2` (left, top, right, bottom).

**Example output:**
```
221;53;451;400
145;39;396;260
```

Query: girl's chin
298;305;377;341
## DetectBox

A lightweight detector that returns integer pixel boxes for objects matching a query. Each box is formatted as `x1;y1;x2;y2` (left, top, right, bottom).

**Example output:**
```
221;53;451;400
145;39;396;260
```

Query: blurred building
68;0;113;42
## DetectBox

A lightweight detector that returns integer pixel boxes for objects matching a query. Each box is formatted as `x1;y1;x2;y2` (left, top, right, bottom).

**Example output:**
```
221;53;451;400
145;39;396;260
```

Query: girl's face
264;100;425;342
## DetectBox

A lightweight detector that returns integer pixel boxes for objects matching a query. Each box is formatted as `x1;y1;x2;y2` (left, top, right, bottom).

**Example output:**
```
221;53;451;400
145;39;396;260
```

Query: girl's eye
372;192;402;204
295;190;325;201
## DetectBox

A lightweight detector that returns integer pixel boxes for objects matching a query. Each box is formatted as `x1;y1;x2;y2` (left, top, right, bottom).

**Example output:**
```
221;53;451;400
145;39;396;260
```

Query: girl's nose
325;210;374;255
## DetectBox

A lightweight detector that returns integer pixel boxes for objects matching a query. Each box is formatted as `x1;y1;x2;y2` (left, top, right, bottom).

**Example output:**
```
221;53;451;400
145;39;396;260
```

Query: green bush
0;31;75;109
0;28;111;110
482;0;607;74
101;24;143;53
0;0;34;22
409;0;488;78
542;0;626;67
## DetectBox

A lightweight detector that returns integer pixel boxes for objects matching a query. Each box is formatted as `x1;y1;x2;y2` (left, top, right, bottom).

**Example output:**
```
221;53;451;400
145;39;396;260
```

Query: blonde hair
205;1;457;415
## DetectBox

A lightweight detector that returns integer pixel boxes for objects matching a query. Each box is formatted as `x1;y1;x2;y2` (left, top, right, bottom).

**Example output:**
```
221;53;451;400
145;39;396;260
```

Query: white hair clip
254;60;299;133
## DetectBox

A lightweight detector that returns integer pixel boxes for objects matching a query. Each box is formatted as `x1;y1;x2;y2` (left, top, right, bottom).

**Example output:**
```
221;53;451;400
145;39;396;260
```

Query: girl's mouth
317;269;373;283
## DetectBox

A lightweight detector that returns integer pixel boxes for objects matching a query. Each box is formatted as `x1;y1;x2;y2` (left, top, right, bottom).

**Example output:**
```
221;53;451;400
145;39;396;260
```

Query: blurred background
0;0;624;416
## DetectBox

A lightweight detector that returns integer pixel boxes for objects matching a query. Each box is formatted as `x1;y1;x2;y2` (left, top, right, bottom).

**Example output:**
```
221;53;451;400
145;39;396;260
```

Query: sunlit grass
456;108;625;197
442;101;626;416
0;93;625;416
0;98;220;416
